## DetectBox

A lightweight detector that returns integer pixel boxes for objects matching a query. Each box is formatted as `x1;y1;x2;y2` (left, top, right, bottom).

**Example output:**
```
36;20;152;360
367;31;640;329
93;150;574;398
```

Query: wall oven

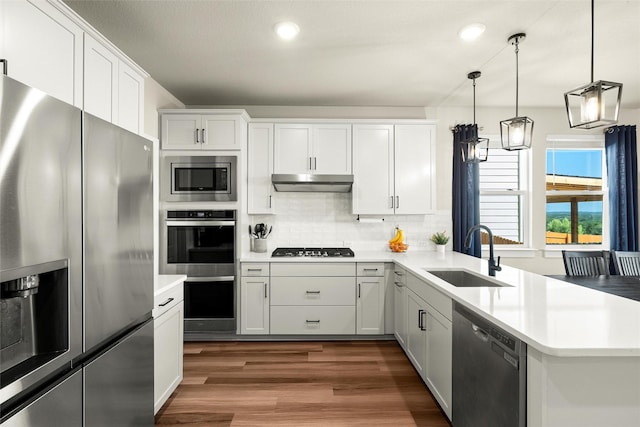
160;210;236;334
161;155;237;202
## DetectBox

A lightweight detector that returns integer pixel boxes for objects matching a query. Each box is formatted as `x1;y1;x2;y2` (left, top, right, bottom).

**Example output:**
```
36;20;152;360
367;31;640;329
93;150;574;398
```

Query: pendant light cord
590;0;595;83
514;38;519;117
472;77;477;124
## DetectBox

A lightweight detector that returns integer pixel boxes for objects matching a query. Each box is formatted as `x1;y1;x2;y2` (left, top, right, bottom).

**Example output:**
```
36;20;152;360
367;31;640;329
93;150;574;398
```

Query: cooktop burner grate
271;247;355;258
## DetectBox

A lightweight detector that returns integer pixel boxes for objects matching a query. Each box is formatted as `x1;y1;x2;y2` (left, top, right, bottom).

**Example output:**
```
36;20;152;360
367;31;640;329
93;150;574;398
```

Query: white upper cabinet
352;123;435;215
84;33;145;134
394;124;435;214
248;123;274;214
84;34;118;122
273;124;351;175
0;1;147;133
0;0;83;107
161;112;247;150
352;124;395;215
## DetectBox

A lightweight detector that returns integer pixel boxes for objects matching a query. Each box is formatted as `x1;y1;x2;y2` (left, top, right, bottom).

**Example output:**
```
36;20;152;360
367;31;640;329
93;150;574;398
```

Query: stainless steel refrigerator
0;75;154;426
82;112;154;426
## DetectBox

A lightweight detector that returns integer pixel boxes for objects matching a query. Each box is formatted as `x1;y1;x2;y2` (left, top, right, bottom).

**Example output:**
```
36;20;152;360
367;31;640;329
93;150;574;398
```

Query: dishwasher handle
471;323;490;342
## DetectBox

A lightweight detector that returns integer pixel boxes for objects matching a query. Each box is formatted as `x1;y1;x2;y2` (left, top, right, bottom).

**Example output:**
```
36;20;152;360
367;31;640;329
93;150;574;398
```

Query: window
545;136;607;246
479;138;530;246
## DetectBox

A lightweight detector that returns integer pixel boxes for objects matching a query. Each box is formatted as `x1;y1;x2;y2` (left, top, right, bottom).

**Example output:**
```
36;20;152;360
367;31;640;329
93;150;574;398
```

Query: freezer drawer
84;320;154;427
1;369;82;426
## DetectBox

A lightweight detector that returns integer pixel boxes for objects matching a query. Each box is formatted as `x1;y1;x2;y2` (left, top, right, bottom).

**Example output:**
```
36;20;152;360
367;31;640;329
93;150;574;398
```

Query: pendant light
564;0;622;129
500;33;534;151
461;71;489;163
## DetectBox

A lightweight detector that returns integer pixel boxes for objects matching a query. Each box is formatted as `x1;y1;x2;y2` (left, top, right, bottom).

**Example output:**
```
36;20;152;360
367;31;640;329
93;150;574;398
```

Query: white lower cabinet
240;263;270;334
356;263;385;335
271;306;355;334
153;284;184;414
401;273;452;420
393;266;408;348
240;276;270;334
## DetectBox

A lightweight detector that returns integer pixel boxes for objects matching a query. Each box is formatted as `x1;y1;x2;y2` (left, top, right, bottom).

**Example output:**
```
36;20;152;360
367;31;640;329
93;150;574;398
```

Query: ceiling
63;0;640;109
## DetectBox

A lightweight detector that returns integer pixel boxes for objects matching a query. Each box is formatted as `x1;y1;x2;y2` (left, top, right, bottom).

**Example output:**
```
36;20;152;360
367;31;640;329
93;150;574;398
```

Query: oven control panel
167;210;236;219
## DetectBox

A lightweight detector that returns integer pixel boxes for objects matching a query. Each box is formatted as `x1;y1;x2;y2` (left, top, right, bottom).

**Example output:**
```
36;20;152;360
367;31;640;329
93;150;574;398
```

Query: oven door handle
165;220;236;227
185;276;235;282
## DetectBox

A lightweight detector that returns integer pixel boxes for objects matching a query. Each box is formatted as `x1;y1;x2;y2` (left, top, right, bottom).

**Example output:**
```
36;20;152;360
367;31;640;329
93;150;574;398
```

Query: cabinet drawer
356;263;385;277
270;262;355;277
407;272;452;321
393;265;407;286
153;284;183;318
270;306;356;334
241;263;270;276
271;277;355;306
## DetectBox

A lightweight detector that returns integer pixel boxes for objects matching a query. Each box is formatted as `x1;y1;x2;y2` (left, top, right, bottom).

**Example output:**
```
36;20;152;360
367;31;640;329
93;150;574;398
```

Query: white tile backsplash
250;192;451;251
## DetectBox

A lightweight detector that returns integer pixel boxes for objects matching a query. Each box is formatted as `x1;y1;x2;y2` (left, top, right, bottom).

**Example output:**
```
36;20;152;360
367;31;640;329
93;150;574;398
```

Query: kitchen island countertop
241;250;640;357
154;274;187;296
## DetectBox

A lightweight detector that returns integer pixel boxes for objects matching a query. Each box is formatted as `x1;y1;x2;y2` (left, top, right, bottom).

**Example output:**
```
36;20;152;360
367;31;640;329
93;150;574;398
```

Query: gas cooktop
271;247;355;258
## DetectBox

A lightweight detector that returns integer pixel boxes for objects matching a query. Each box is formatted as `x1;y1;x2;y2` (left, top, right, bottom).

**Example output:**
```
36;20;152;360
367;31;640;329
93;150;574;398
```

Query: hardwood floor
155;340;451;427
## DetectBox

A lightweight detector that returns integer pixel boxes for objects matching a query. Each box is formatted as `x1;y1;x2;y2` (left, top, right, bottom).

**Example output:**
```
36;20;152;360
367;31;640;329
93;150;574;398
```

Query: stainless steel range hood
271;174;354;192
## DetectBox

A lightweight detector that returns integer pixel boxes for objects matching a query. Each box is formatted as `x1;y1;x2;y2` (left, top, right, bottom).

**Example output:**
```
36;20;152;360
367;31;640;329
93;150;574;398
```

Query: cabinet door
352;124;394;214
154;301;184;414
240;277;270;334
312;124;352;174
425;306;452;419
356;276;385;335
248;123;274;214
405;290;427;378
201;115;242;149
274;124;312;174
161;114;201;149
0;0;83;107
394;124;435;214
117;60;144;134
393;282;407;348
84;34;118;122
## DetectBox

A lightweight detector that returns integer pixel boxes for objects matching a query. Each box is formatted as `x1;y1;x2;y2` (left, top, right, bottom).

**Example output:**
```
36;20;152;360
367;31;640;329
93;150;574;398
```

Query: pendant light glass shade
461;71;489;163
564;0;622;129
500;33;534;151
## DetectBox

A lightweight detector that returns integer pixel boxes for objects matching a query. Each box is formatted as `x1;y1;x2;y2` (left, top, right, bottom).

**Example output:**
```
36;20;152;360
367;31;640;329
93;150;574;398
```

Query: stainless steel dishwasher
452;301;527;427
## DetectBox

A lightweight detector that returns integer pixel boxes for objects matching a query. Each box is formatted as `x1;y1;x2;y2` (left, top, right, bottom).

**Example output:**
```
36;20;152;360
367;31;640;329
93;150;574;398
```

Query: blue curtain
606;125;638;253
452;124;481;257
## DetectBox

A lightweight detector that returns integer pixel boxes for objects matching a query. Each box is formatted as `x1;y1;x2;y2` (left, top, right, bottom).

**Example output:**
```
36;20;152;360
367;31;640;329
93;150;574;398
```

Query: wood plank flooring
155;340;451;427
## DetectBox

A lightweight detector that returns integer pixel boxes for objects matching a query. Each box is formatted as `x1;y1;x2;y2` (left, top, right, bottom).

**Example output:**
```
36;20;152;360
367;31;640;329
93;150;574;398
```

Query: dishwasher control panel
490;329;516;351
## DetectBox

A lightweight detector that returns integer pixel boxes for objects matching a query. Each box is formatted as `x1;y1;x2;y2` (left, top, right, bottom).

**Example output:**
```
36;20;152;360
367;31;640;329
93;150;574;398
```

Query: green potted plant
430;231;449;255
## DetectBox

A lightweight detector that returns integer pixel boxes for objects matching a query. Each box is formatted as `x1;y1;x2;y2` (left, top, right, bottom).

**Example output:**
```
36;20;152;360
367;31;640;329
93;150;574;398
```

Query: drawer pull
305;320;320;324
394;271;404;276
159;297;174;307
394;282;404;287
247;268;263;272
264;283;268;298
305;291;321;294
363;268;378;271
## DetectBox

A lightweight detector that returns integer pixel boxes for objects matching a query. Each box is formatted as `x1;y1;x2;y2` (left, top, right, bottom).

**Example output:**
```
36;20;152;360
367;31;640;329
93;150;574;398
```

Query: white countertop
154;274;187;296
241;250;640;357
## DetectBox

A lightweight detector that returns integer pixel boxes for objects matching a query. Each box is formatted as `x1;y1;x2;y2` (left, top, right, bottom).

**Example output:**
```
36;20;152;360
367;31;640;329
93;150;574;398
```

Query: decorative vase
436;244;446;255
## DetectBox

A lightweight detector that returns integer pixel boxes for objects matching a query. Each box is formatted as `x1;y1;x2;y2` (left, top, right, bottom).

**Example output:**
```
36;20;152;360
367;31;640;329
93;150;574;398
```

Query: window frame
479;135;533;256
544;135;609;256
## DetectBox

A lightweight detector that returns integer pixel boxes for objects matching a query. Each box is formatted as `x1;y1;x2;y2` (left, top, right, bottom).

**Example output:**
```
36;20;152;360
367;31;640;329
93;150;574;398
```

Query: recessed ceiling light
459;23;486;41
274;21;300;41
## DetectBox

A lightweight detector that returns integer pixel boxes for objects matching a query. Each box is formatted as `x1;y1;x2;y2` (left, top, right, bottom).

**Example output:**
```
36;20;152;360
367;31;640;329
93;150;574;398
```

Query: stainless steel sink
425;269;508;287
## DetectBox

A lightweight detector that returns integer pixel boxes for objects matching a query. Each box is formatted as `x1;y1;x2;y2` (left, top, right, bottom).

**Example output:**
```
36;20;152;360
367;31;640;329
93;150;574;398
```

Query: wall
144;77;185;138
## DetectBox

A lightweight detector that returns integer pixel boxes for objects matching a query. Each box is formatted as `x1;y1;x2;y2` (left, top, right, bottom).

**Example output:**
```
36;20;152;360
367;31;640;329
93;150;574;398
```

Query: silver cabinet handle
264;283;268;298
390;196;394;209
269;195;272;208
394;282;404;287
305;320;320;324
419;309;426;331
195;128;200;143
309;157;312;170
394;271;404;276
396;196;400;209
363;268;378;271
305;290;321;294
357;283;361;298
247;268;263;272
0;59;7;76
313;157;317;170
159;297;174;307
201;129;206;143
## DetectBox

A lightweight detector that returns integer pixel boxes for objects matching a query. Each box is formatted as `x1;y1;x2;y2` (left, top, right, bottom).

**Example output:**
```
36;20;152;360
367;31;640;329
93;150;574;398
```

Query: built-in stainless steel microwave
161;155;237;202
